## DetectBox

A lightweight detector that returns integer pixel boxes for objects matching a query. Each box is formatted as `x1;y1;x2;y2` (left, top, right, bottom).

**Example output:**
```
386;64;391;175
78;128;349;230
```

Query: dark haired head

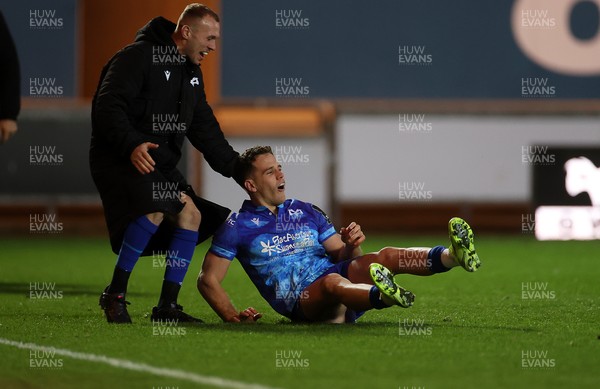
233;146;274;190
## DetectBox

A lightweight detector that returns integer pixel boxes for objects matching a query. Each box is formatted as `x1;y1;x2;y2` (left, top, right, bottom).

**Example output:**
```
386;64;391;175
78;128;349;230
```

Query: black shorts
90;156;230;255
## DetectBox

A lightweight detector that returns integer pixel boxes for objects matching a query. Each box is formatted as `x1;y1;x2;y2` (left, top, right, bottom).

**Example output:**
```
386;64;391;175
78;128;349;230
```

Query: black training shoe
99;287;132;324
150;302;204;323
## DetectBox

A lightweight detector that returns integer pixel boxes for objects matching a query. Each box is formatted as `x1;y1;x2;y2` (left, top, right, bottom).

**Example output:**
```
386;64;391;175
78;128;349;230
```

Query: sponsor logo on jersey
259;230;315;256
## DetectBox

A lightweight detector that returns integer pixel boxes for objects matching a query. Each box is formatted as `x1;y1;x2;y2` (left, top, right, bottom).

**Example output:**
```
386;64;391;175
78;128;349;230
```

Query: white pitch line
0;337;281;389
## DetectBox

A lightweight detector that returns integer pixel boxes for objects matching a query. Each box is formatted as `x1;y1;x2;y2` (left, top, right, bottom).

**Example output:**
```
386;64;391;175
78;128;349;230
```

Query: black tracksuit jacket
90;16;237;183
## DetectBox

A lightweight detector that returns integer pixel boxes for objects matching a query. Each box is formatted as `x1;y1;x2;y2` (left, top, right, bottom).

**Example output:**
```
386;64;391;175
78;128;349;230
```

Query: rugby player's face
248;153;286;209
181;17;219;65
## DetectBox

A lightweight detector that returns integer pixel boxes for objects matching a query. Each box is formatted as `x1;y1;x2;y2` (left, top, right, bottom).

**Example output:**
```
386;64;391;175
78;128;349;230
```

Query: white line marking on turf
0;337;280;389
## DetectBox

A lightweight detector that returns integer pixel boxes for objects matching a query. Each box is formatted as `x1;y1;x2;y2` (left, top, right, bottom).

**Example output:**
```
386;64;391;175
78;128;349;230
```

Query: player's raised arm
197;251;262;323
322;222;365;263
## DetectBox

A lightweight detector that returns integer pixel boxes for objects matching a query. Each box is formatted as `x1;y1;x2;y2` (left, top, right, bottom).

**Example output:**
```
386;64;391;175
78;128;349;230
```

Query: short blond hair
177;3;219;27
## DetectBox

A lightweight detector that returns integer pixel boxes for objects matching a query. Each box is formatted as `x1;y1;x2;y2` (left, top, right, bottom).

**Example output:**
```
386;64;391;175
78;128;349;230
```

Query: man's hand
228;307;263;323
0;119;17;144
130;142;159;174
340;222;365;249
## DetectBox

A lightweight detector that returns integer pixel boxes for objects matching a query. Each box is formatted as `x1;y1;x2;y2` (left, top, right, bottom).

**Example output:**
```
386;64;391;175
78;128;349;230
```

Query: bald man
91;3;238;324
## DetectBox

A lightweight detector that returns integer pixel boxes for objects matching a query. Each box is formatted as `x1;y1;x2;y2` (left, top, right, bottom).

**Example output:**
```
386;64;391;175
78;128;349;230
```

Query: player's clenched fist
340;222;365;248
130;142;159;174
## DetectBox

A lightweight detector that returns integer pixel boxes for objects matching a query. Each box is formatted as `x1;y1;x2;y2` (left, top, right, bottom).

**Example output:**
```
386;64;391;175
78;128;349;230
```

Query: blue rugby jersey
209;199;337;318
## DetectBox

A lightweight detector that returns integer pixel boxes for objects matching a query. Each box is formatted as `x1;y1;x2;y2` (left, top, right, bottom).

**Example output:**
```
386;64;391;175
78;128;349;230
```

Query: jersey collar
240;199;290;215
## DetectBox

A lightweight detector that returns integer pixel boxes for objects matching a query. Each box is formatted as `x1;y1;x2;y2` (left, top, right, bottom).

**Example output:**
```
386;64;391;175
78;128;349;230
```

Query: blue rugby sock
369;285;389;310
158;228;198;305
427;245;450;273
108;216;159;293
163;228;199;286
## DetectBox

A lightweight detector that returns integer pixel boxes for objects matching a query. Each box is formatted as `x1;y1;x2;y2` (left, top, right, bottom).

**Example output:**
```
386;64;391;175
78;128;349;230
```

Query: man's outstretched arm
197;251;262;323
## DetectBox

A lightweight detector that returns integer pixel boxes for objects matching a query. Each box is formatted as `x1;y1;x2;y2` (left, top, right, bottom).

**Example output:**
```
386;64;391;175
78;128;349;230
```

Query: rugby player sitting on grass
197;146;481;323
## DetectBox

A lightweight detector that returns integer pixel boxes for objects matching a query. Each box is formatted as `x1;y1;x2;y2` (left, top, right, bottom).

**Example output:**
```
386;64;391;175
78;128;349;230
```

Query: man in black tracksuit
0;10;20;144
90;4;237;323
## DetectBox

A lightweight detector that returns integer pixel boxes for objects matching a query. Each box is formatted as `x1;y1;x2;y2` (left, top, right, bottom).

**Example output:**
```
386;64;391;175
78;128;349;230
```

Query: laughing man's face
247;153;286;209
181;16;219;65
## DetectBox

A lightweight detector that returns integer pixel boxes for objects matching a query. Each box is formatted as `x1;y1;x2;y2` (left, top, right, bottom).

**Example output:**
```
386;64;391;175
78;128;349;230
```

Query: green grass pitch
0;234;599;388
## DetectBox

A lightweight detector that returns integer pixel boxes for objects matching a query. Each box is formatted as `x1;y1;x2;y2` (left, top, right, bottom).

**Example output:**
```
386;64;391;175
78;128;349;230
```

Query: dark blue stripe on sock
121;241;143;255
428;245;450;273
115;216;159;272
